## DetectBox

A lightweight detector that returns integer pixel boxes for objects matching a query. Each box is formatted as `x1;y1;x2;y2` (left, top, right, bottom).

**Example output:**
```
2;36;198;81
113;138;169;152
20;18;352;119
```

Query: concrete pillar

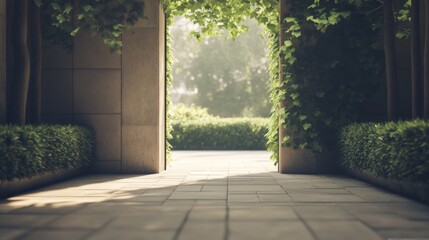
278;0;317;174
122;0;165;173
0;0;6;123
41;0;166;174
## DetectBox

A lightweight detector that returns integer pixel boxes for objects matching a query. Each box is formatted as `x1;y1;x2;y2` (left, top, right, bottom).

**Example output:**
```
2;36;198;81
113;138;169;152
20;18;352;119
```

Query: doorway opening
166;16;274;169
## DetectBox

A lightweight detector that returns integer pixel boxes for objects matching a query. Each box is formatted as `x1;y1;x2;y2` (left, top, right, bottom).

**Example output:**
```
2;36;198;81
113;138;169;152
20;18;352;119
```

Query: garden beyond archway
162;0;384;174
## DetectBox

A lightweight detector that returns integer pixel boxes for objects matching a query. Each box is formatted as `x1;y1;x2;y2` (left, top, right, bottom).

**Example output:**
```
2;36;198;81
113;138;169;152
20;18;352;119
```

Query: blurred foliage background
169;17;270;118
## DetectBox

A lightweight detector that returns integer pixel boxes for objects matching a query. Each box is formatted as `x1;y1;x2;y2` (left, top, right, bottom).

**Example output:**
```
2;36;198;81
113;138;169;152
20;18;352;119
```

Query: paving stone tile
106;212;187;231
0;214;58;227
195;200;227;206
346;187;412;203
286;188;352;195
228;194;259;203
142;189;174;197
337;203;388;214
352;212;429;229
258;194;293;203
323;177;372;187
377;229;429;239
229;207;298;220
0;204;28;213
281;183;343;189
188;207;226;221
49;214;114;229
163;200;196;206
290;194;365;203
228;221;314;240
375;203;429;220
108;195;168;202
307;220;383;240
0;228;27;240
293;206;355;220
175;185;203;191
19;229;90;240
169;192;226;200
10;203;87;214
228;202;295;206
86;229;176;240
228;185;285;193
178;221;225;240
74;202;161;215
201;186;227;192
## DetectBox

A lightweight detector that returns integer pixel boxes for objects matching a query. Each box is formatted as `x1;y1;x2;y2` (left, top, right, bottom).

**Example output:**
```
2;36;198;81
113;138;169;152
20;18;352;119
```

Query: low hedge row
0;125;96;180
339;120;429;184
171;118;268;150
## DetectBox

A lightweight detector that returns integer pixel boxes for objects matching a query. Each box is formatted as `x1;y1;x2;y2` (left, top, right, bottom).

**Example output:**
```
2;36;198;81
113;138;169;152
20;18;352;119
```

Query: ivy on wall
279;0;384;158
162;0;386;164
41;0;145;53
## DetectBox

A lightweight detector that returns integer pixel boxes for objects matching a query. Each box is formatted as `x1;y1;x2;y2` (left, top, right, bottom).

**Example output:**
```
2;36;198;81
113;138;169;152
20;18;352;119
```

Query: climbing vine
162;0;416;165
162;0;280;162
277;0;384;160
41;0;145;52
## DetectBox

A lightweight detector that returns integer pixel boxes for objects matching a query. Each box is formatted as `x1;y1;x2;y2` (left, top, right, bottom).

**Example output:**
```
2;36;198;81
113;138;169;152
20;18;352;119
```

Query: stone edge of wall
344;167;429;205
0;167;87;199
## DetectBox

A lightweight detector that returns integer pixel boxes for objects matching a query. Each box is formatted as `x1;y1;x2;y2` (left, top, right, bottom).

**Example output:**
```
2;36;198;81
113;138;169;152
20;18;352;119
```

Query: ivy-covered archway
162;0;282;165
162;0;384;173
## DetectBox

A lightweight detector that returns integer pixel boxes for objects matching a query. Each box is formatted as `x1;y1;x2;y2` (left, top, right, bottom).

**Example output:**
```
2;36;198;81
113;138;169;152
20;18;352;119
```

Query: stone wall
42;0;166;173
0;0;5;123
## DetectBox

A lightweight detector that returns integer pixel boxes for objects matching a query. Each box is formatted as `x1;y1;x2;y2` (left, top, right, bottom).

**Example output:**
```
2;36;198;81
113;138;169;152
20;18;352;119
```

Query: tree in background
170;17;270;117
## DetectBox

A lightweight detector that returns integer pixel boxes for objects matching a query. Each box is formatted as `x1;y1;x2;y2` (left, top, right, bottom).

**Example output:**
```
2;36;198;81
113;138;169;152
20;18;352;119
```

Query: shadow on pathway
1;151;429;240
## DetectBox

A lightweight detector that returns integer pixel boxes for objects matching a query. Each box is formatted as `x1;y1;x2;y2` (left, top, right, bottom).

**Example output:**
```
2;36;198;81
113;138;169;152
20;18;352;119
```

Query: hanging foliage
277;0;384;159
162;0;280;161
162;0;388;164
40;0;145;53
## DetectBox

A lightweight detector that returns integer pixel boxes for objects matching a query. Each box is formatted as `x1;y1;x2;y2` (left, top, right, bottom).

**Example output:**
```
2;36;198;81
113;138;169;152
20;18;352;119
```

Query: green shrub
339;120;429;184
171;118;268;150
0;125;95;180
171;104;218;122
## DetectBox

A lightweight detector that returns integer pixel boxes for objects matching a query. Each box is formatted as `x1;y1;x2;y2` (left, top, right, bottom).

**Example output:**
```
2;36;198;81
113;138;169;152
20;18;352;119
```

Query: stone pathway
1;151;429;240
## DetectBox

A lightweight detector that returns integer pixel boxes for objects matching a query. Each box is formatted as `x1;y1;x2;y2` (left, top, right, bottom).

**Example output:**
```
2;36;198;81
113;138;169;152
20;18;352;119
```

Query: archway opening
163;1;280;169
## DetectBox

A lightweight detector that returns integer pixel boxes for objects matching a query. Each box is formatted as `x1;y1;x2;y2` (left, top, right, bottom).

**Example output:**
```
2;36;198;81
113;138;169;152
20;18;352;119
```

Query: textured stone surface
92;161;122;174
74;114;121;161
73;32;121;69
0;0;5;14
41;114;73;124
42;70;73;114
122;27;160;126
1;151;428;240
73;70;121;114
42;44;73;69
122;126;161;173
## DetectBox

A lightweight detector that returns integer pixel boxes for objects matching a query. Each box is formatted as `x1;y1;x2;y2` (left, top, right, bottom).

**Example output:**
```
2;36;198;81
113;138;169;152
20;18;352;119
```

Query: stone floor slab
177;221;225;240
0;151;428;240
18;229;90;240
307;221;383;240
228;221;314;240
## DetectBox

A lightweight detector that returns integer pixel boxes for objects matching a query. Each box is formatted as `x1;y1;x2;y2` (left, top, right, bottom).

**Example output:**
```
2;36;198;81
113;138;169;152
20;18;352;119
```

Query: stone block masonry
41;0;166;173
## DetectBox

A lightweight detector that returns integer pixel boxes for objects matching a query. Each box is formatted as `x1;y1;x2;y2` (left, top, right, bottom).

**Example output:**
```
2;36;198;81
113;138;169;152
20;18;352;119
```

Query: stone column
122;0;166;173
0;0;6;123
278;0;317;173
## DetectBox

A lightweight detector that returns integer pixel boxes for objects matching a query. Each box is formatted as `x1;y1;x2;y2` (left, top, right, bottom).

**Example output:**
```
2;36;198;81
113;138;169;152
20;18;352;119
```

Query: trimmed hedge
0;125;95;180
171;118;268;150
339;120;429;184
